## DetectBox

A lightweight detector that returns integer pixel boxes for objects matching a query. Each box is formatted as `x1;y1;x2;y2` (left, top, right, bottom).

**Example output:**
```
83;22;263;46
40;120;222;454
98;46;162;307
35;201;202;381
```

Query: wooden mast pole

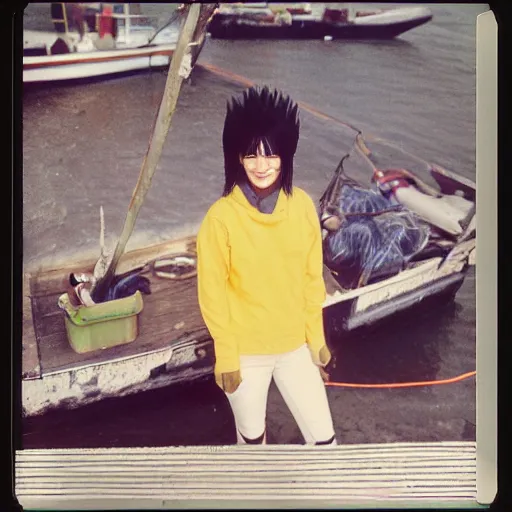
92;3;216;302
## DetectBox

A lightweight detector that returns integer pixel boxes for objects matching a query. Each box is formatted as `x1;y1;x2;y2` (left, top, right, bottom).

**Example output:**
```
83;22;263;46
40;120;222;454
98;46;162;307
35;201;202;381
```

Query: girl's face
241;140;281;191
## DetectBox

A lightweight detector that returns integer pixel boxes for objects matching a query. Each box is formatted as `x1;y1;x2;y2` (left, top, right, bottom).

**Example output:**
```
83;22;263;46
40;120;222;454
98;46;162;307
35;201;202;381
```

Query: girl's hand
215;370;242;394
319;365;330;382
318;344;336;382
319;344;332;366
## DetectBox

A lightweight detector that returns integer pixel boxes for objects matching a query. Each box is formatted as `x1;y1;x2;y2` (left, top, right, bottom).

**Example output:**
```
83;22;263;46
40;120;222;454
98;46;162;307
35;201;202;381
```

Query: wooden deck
22;273;42;380
24;236;210;377
15;442;481;507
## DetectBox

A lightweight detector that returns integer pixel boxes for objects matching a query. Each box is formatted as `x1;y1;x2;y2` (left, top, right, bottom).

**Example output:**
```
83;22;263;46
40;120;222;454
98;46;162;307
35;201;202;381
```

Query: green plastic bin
58;291;144;354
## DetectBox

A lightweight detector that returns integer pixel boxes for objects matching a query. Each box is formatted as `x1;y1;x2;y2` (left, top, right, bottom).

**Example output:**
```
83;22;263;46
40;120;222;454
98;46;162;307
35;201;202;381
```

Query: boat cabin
24;3;172;57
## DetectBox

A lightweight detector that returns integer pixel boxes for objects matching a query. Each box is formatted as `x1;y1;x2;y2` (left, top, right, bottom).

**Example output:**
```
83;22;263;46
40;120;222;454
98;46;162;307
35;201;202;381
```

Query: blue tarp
323;184;430;289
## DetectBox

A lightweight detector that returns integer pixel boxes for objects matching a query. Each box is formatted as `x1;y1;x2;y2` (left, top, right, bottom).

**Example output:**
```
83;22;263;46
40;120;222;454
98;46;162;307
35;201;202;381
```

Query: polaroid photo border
15;7;497;511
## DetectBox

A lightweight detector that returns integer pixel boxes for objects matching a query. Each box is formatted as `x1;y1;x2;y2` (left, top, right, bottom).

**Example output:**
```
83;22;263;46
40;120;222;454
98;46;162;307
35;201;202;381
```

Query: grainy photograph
17;1;493;508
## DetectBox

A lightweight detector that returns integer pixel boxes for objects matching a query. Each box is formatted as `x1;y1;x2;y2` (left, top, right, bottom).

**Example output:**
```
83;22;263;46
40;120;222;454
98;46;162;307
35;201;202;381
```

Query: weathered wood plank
17;459;477;473
35;313;66;340
38;322;210;375
32;273;203;337
34;295;206;349
25;234;205;376
15;445;477;462
15;443;477;504
32;292;67;319
31;296;67;339
29;236;197;297
35;272;208;375
22;273;41;379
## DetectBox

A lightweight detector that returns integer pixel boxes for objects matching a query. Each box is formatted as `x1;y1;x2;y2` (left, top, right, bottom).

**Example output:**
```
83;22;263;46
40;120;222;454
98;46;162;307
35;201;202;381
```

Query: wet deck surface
30;267;207;375
22;234;208;376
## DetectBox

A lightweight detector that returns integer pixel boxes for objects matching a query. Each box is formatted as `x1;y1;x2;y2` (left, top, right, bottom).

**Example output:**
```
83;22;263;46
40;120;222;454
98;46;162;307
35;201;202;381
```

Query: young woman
197;86;337;445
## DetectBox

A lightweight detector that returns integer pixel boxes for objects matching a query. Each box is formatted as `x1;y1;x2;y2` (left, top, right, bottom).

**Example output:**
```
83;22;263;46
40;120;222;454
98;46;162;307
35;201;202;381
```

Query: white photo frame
15;5;497;510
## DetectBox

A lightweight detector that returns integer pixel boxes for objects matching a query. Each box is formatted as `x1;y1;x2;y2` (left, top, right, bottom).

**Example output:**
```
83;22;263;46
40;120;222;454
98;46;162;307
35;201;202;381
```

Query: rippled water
21;3;487;447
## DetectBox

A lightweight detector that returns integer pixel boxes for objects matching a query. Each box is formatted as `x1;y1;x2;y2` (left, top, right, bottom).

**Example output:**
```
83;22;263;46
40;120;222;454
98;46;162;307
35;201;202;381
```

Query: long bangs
242;136;279;157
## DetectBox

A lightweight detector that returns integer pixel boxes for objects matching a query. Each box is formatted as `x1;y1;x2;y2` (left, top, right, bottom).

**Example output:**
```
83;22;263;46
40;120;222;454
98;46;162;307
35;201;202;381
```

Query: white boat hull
23;44;176;83
352;6;432;26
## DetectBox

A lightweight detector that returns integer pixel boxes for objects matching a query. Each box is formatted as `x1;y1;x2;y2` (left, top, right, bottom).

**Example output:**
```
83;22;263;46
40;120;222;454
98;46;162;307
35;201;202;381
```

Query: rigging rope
200;62;439;173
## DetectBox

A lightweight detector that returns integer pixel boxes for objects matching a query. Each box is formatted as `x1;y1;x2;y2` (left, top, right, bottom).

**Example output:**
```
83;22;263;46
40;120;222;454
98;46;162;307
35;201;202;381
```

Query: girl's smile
241;141;282;191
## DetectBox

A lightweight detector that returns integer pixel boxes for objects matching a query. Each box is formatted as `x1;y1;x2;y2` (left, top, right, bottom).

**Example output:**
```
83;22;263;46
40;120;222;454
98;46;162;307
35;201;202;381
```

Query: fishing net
323;182;430;290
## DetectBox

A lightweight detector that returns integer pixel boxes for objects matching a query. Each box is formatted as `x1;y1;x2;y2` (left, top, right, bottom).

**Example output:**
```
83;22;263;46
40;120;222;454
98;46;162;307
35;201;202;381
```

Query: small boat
319;137;475;335
21;134;475;418
23;3;207;83
207;2;433;40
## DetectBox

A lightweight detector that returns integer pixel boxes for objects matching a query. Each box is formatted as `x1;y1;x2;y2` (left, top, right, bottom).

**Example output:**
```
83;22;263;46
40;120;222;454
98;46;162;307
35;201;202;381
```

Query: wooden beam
92;3;204;302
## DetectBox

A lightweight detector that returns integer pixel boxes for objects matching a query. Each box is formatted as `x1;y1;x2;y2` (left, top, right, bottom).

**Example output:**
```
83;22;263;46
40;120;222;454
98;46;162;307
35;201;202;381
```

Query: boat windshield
24;3;183;49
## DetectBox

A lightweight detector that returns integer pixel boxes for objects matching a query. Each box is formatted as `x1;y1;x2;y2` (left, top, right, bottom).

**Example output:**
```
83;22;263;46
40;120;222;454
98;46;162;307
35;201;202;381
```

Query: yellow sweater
196;185;326;376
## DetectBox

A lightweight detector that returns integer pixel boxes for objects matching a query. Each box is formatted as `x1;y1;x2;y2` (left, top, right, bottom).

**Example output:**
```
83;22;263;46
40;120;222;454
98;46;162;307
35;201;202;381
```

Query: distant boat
23;3;207;83
207;3;433;40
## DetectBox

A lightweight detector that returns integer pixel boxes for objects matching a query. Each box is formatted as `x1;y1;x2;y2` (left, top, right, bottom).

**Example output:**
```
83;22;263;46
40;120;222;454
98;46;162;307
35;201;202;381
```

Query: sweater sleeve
196;212;240;375
303;194;327;361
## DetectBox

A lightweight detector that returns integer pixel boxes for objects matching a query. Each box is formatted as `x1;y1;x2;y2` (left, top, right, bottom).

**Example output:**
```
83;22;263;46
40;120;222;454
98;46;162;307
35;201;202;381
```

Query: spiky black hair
222;86;300;196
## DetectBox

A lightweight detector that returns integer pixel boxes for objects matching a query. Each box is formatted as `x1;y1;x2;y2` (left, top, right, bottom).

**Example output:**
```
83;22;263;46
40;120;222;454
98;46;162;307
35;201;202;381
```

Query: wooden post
92;3;214;302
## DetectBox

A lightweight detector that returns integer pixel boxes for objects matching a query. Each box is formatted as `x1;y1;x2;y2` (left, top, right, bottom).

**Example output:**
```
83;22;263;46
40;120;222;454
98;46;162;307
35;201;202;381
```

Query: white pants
225;344;337;445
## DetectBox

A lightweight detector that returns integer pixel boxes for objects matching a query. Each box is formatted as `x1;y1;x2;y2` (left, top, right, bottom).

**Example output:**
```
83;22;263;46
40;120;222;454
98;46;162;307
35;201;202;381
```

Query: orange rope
200;62;255;87
324;370;476;389
200;62;362;133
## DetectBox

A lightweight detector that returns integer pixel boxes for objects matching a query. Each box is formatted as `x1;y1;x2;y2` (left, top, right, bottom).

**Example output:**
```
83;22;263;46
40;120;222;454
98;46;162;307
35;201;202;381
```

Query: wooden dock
15;441;482;508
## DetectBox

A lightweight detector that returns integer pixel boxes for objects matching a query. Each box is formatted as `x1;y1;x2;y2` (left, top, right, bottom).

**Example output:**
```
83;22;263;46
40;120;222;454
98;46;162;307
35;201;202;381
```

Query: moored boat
23;3;208;83
207;2;433;40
